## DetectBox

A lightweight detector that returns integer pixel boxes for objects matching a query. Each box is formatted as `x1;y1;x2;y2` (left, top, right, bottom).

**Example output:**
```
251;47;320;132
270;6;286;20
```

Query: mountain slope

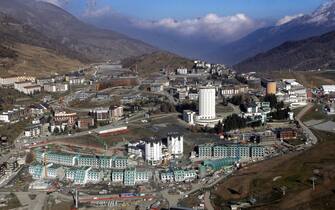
0;12;83;77
234;30;335;72
122;51;194;77
0;0;156;62
207;0;335;64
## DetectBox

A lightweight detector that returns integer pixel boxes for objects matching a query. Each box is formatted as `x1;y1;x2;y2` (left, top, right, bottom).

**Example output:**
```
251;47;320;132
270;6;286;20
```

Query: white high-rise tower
198;86;216;120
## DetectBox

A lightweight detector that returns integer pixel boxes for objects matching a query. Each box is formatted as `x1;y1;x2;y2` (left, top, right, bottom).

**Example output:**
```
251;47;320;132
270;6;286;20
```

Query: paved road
204;191;214;210
15;192;47;210
295;103;318;145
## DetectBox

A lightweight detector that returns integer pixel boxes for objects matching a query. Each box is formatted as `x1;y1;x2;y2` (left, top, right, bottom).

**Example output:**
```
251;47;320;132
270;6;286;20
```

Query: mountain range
234;30;335;72
206;0;335;65
2;0;335;76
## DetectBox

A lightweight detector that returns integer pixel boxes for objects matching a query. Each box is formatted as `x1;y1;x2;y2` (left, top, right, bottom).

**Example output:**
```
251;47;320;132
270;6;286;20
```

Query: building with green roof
203;158;238;172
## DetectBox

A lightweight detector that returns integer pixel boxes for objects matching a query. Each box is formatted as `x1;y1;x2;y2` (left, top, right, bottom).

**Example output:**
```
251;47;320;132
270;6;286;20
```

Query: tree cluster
235;75;248;84
176;101;197;113
271;107;290;120
160;102;176;113
229;95;243;106
263;94;277;108
223;114;247;132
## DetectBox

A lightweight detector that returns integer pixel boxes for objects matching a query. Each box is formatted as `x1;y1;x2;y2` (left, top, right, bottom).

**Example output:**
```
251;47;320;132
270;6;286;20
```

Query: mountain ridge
0;0;156;62
206;0;335;65
234;30;335;72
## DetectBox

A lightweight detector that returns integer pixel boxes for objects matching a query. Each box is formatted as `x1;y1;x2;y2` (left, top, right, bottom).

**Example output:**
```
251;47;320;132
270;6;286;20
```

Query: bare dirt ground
262;71;335;88
212;129;335;210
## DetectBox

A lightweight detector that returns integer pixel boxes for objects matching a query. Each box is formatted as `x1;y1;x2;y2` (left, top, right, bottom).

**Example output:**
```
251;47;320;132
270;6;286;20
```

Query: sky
61;0;325;20
40;0;330;57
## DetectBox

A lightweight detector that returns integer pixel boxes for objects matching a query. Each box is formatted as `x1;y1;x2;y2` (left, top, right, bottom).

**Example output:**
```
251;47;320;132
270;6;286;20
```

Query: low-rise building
65;167;103;184
90;108;111;122
198;144;213;159
178;91;188;100
321;85;335;95
28;163;64;180
0;75;35;86
36;77;55;86
188;91;199;101
24;124;42;137
128;141;145;158
281;79;307;108
176;68;188;75
124;168;150;186
0;76;20;86
77;117;95;129
150;84;164;92
221;84;248;98
22;85;42;95
277;128;298;141
110;106;123;120
0;107;27;123
68;77;85;85
111;168;150;186
198;144;265;160
43;83;69;93
183;110;195;125
173;169;197;182
160;171;174;183
14;81;33;91
54;111;77;126
34;149;128;169
111;170;124;183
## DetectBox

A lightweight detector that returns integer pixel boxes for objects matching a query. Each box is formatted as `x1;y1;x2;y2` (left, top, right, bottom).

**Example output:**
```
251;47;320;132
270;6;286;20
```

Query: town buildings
0;76;35;86
77;117;95;129
197;144;265;161
321;85;335;95
0;107;27;123
160;169;197;183
111;168;150;186
221;84;248;98
54;111;77;126
43;83;69;93
13;81;42;95
34;150;128;169
24;124;42;137
277;79;307;108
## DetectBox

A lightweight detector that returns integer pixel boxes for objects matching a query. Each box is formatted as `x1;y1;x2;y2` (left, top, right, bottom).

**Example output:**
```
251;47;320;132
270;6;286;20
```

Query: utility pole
310;177;317;191
281;186;287;196
75;188;79;209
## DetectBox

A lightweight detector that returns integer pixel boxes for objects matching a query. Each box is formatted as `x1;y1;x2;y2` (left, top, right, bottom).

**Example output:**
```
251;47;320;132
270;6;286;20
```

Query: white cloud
37;0;69;7
38;0;97;8
276;13;304;26
38;0;265;43
133;13;264;41
83;6;113;17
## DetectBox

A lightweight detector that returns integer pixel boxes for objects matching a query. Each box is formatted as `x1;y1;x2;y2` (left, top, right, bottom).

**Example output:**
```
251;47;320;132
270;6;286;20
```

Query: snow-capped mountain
207;0;335;65
308;0;335;24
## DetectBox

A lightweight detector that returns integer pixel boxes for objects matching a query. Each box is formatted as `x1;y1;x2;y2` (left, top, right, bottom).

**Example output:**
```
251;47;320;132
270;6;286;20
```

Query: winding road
295;103;318;145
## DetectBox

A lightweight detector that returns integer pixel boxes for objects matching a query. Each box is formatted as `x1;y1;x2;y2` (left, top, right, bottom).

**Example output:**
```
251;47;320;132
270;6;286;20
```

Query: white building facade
167;134;183;158
198;87;216;120
145;140;162;165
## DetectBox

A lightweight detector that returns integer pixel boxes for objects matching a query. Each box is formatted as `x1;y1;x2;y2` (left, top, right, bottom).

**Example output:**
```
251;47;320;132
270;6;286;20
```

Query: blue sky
64;0;326;20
